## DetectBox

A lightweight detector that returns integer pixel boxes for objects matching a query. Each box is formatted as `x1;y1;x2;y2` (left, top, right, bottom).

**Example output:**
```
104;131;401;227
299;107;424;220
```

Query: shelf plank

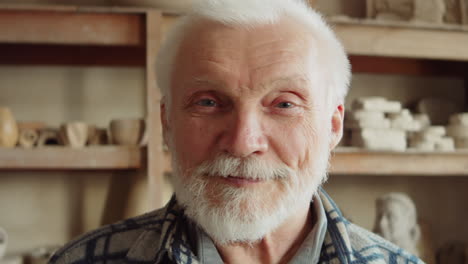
330;148;468;176
0;9;144;46
349;55;468;77
162;149;468;176
0;146;144;170
331;18;468;61
0;44;145;66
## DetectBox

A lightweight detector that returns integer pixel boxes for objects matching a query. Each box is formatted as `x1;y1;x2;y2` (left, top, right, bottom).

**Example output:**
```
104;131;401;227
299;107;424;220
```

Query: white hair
155;0;351;109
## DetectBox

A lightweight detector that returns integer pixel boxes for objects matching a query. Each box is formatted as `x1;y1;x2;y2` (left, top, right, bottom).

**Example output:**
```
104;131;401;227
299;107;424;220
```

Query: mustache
190;153;293;180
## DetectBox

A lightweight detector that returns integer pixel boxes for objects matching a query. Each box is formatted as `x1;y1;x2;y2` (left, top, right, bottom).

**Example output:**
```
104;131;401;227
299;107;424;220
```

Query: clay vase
59;122;89;148
109;118;145;146
0;107;19;148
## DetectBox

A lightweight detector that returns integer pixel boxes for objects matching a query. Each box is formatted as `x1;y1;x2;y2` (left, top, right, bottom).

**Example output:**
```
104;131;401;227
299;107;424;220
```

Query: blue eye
276;102;294;108
196;99;217;107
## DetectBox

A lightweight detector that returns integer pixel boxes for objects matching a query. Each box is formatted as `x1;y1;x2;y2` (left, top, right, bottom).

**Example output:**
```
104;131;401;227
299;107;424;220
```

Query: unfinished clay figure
368;0;447;23
413;0;446;23
373;192;421;256
368;0;414;21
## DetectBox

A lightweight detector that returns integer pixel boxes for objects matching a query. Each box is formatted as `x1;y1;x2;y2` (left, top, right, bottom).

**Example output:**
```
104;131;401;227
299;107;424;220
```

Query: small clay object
345;109;390;129
409;140;435;151
109;118;145;146
37;128;61;147
350;110;385;121
352;97;402;113
454;138;468;149
435;137;455;151
413;0;446;23
59;122;88;148
373;192;420;256
368;0;448;24
446;125;468;138
0;107;19;148
413;114;431;129
449;113;468;126
351;128;407;151
346;118;391;129
368;0;414;21
87;126;108;146
18;128;39;148
389;109;423;131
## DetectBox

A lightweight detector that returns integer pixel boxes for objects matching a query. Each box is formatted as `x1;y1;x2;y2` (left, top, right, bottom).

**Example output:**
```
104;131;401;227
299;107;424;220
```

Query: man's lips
219;175;264;187
207;176;264;187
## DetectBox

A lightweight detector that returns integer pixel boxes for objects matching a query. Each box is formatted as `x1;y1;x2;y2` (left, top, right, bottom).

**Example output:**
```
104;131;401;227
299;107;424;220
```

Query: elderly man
50;0;424;263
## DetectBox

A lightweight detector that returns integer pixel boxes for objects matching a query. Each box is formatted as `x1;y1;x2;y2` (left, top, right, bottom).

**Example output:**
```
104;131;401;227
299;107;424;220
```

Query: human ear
329;103;344;150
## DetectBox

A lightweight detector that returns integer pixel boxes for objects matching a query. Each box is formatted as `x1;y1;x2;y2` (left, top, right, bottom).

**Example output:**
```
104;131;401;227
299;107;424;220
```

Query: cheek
269;117;329;170
171;117;221;169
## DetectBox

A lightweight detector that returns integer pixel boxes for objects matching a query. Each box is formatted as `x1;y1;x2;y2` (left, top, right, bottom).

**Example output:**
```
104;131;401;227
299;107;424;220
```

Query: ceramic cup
59;122;88;148
109;118;145;146
0;227;7;260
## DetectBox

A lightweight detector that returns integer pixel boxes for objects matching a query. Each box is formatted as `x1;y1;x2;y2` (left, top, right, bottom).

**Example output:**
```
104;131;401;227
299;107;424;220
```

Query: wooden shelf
0;146;144;170
330;17;468;62
162;148;468;176
330;148;468;176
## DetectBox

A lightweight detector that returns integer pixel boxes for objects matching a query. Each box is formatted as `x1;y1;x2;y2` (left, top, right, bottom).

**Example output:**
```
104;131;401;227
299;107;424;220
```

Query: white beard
171;142;330;245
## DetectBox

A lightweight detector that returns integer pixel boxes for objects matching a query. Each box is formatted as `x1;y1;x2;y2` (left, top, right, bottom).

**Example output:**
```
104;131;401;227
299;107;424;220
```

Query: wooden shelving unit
330;148;468;176
0;146;144;170
330;17;468;61
0;4;166;207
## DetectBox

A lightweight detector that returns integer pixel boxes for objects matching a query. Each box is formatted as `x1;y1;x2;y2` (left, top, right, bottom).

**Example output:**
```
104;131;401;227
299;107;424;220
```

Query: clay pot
59;122;89;148
0;107;19;148
109;118;145;146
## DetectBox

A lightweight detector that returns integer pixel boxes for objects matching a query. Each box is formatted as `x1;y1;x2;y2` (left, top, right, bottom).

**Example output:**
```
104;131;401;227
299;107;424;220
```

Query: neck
215;202;314;264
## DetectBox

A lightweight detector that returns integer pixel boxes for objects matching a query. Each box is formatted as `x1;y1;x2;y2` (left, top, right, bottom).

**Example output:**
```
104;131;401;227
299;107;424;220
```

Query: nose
219;110;268;158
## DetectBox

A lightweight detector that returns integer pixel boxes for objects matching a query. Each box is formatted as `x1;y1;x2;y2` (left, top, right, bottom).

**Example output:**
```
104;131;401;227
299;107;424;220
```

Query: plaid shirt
49;189;424;264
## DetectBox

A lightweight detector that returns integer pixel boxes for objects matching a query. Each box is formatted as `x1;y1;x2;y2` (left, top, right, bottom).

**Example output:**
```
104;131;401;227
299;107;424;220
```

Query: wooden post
146;10;164;210
462;0;468;24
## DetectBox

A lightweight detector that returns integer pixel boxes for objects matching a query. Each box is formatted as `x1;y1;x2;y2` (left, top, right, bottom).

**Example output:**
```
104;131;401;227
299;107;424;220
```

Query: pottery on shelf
0;107;19;148
37;128;61;147
87;125;108;146
59;122;89;148
18;128;39;148
109;118;145;146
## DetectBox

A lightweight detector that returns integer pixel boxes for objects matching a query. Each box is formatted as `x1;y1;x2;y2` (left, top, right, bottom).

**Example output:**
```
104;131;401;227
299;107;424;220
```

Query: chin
173;166;325;245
